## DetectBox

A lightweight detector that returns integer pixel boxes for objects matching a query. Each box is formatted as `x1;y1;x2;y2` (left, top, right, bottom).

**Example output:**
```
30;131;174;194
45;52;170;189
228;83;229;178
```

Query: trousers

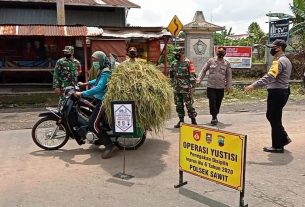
88;100;111;146
266;88;290;148
174;92;197;118
206;87;224;118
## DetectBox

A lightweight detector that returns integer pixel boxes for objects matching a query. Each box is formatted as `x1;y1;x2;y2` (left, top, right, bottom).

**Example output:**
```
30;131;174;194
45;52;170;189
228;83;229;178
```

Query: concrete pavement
0;110;305;207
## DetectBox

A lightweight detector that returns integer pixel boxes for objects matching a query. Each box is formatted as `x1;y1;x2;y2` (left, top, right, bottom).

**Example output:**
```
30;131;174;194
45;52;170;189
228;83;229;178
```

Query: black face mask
174;53;181;60
65;54;72;59
129;52;137;58
270;48;278;56
217;51;225;58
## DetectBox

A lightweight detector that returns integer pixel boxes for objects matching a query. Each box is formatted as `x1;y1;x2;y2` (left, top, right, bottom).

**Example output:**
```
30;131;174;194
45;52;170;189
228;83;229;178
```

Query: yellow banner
180;124;246;191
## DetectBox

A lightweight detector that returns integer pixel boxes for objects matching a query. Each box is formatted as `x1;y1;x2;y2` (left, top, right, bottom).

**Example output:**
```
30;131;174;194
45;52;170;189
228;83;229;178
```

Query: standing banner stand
174;124;248;207
111;101;136;180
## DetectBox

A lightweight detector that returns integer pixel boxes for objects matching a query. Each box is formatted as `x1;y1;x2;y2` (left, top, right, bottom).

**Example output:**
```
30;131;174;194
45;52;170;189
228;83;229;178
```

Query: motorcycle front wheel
114;131;146;150
32;117;69;150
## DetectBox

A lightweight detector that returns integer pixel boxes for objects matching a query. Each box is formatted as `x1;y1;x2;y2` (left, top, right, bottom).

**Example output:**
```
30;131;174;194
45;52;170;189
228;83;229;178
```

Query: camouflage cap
63;46;74;54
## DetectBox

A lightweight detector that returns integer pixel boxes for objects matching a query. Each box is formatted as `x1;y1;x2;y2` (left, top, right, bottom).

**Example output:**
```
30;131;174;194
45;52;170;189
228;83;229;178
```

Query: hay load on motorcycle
31;52;173;152
104;61;173;133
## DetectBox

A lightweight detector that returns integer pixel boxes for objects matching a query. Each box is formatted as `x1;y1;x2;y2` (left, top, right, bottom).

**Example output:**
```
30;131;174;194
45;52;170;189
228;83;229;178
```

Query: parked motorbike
31;86;146;150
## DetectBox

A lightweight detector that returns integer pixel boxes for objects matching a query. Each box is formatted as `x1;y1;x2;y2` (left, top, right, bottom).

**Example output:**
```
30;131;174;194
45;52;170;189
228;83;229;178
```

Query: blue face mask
92;61;100;70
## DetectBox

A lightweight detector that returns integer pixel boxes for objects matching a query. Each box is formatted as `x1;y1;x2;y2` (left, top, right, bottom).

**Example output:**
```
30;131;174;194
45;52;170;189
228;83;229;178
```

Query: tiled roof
0;0;140;8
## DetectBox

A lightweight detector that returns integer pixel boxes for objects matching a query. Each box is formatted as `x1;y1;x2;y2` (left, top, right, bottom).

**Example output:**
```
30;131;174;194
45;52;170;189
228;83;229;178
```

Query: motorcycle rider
75;51;113;159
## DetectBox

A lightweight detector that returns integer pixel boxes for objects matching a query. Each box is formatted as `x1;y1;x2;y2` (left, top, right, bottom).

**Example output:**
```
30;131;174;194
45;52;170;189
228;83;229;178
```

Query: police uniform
253;39;292;152
197;57;232;125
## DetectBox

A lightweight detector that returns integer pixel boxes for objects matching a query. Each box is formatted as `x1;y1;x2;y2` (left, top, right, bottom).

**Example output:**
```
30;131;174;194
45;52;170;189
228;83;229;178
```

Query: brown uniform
198;57;232;120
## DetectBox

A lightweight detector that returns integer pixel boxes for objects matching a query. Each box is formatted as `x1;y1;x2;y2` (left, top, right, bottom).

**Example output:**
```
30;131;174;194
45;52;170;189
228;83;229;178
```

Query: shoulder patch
268;60;280;78
189;61;196;73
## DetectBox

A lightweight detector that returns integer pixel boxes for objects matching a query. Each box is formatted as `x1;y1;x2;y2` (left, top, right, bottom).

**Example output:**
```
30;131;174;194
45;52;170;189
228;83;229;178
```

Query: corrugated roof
0;25;103;36
101;28;171;38
0;0;140;8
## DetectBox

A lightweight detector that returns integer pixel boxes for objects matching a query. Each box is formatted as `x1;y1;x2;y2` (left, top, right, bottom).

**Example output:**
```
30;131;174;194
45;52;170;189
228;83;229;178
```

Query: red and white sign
214;46;252;69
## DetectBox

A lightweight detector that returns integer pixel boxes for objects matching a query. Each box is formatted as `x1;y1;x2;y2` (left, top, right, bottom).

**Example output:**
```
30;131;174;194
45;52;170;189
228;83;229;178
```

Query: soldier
170;47;197;128
54;46;81;108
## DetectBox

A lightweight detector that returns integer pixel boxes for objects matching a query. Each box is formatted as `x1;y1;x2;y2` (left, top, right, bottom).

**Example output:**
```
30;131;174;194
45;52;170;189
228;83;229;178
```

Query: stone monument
184;11;224;73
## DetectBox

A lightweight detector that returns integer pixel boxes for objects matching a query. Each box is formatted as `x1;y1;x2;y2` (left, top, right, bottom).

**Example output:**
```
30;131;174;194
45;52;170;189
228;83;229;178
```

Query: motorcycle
31;86;146;150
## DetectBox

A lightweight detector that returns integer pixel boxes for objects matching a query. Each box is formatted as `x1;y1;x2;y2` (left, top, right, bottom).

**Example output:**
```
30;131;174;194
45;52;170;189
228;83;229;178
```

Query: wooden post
164;37;169;76
56;0;65;25
83;37;88;84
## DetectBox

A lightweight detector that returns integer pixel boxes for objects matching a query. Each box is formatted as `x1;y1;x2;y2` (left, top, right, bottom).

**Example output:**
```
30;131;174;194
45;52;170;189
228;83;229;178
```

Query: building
0;0;140;27
0;0;141;85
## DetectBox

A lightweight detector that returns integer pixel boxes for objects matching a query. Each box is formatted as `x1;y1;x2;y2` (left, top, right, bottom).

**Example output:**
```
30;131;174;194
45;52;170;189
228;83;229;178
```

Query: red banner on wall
214;46;252;68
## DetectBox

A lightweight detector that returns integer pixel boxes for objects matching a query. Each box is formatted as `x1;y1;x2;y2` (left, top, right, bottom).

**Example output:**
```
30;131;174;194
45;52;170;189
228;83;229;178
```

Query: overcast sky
127;0;294;34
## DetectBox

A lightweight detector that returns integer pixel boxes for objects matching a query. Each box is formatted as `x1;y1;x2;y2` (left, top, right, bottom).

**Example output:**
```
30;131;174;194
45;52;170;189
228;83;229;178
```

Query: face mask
174;53;181;60
217;51;225;58
92;61;100;70
270;48;278;56
65;54;72;59
129;52;137;58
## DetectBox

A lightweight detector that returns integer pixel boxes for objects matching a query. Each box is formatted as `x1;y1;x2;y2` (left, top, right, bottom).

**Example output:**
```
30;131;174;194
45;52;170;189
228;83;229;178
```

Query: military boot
174;117;184;128
191;118;197;125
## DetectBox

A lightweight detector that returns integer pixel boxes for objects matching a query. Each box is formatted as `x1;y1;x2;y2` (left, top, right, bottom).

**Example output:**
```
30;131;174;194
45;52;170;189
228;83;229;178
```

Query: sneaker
210;118;218;126
102;144;113;159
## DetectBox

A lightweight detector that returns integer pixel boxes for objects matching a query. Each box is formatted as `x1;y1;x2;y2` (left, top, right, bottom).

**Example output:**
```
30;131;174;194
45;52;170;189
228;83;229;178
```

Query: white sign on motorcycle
111;101;136;135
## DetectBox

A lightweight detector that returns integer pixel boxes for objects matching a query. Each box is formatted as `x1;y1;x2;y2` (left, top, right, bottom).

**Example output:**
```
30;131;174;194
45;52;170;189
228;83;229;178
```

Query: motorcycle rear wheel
114;131;146;150
32;117;69;150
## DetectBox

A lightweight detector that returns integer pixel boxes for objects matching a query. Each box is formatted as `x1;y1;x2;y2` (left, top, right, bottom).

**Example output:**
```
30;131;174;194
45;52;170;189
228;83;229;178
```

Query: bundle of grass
103;62;173;133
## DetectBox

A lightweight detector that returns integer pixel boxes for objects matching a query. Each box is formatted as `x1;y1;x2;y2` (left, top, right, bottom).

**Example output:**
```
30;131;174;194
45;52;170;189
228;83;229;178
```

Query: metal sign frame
175;124;248;207
111;101;136;136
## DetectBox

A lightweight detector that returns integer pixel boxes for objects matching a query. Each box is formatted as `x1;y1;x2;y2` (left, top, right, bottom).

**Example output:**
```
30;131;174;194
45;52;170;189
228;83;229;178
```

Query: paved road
0;110;305;207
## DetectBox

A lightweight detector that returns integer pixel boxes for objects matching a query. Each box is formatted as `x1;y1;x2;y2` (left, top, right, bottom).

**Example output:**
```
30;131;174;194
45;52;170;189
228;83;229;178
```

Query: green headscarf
91;51;111;70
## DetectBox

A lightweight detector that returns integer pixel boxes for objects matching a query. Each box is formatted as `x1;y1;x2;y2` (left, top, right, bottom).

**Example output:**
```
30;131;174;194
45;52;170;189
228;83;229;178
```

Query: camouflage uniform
170;57;197;124
53;56;80;107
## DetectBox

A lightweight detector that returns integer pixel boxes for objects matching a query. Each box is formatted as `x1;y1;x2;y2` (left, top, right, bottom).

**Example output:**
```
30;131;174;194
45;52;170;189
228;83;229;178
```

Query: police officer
170;47;197;128
245;39;292;153
54;46;80;107
197;46;232;125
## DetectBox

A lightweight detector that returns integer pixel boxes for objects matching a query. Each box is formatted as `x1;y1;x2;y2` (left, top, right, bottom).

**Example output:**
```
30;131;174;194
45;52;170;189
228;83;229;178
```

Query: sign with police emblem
179;124;247;192
111;101;136;135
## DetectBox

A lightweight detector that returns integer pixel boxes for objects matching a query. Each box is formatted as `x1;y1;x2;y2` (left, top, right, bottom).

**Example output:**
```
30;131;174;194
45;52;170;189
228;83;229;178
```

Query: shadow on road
30;138;170;178
247;150;293;166
178;188;231;207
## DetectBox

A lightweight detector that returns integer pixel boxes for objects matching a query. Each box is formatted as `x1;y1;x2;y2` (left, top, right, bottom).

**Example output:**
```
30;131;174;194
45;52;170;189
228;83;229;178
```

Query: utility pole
56;0;65;25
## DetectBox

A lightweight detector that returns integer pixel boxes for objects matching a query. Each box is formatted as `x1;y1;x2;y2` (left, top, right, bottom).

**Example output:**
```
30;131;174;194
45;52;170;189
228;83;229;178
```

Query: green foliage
290;0;305;50
214;23;267;62
159;44;176;66
224;84;304;102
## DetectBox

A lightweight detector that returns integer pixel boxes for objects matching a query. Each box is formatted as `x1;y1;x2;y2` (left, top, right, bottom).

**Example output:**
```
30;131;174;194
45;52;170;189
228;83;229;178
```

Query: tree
288;0;305;80
290;0;305;46
214;27;232;45
248;22;267;60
